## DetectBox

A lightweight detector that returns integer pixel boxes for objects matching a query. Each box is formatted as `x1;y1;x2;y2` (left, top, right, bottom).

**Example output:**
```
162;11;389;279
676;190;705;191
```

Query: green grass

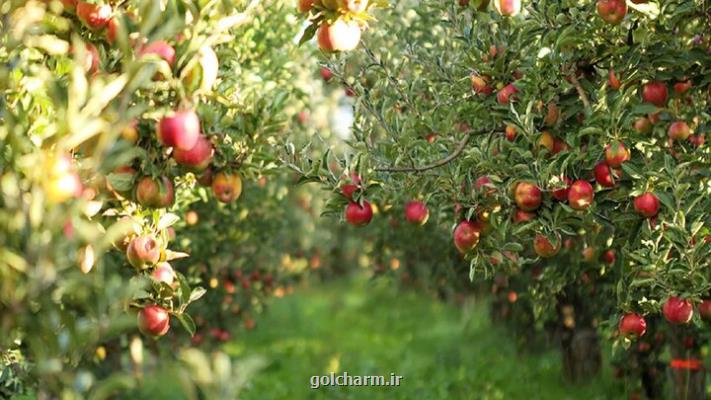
227;277;623;400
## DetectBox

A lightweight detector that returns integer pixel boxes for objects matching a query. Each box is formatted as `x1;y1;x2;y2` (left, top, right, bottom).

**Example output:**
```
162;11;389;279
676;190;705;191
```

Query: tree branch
375;129;490;173
569;73;592;114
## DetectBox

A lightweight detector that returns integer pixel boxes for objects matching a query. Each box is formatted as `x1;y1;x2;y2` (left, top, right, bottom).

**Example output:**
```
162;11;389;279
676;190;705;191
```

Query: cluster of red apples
57;0;247;338
619;297;711;341
340;174;430;228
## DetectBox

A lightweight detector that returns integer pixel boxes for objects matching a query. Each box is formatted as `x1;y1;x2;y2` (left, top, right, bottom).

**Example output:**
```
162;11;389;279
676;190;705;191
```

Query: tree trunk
559;325;602;383
641;361;666;400
668;330;706;400
557;295;601;383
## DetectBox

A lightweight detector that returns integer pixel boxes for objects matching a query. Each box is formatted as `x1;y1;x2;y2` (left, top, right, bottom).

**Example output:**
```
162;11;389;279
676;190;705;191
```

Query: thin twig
375;129;491;173
569;72;592;114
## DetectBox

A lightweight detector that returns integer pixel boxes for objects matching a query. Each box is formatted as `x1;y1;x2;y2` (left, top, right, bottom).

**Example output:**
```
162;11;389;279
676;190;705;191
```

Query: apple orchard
2;0;711;398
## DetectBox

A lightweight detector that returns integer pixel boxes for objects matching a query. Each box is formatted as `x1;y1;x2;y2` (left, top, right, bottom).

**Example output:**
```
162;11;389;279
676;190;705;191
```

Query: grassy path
226;277;621;400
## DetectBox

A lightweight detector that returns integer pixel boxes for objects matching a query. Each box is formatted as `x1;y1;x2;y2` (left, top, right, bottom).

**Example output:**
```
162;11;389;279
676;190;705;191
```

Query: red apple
514;182;542;211
139;40;176;66
689;134;705;147
191;333;204;345
533;233;561;258
608;69;621;90
454;220;481;253
341;183;359;200
404;201;429;225
552;177;572;202
82;43;100;74
605;142;630;167
173;134;213;170
197;168;213;187
152;262;176;286
496;83;518;105
619;313;647;339
552;138;570;154
568;180;594;210
297;111;309;125
126;235;160;270
345;201;373;226
106;16;119;44
157;109;201;150
77;2;112;30
471;74;493;95
70;43;101;74
298;0;314;12
539;131;555;153
581;247;596;263
662;296;693;325
320;67;333;81
594;161;617;188
673;80;692;95
513;208;536;223
642;81;668;107
138;305;170;337
317;19;362;52
493;0;521;16
135;176;174;208
61;0;78;10
601;249;616;264
597;0;627;25
668;121;690;141
212;172;243;203
543;102;559;127
505;124;517;141
634;192;660;218
698;300;711;321
341;174;362;200
633;117;652;134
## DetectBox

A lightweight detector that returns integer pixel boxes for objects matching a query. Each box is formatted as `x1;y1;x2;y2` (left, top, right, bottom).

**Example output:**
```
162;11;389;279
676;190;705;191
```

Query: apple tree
291;0;711;397
0;0;341;397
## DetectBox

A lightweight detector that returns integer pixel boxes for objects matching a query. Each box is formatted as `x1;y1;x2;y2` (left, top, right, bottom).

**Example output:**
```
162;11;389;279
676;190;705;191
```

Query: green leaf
174;313;196;337
629;104;659;115
177;272;191;306
157;213;181;230
620;163;643;180
655;192;674;213
106;173;133;192
188;287;207;304
299;23;319;46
